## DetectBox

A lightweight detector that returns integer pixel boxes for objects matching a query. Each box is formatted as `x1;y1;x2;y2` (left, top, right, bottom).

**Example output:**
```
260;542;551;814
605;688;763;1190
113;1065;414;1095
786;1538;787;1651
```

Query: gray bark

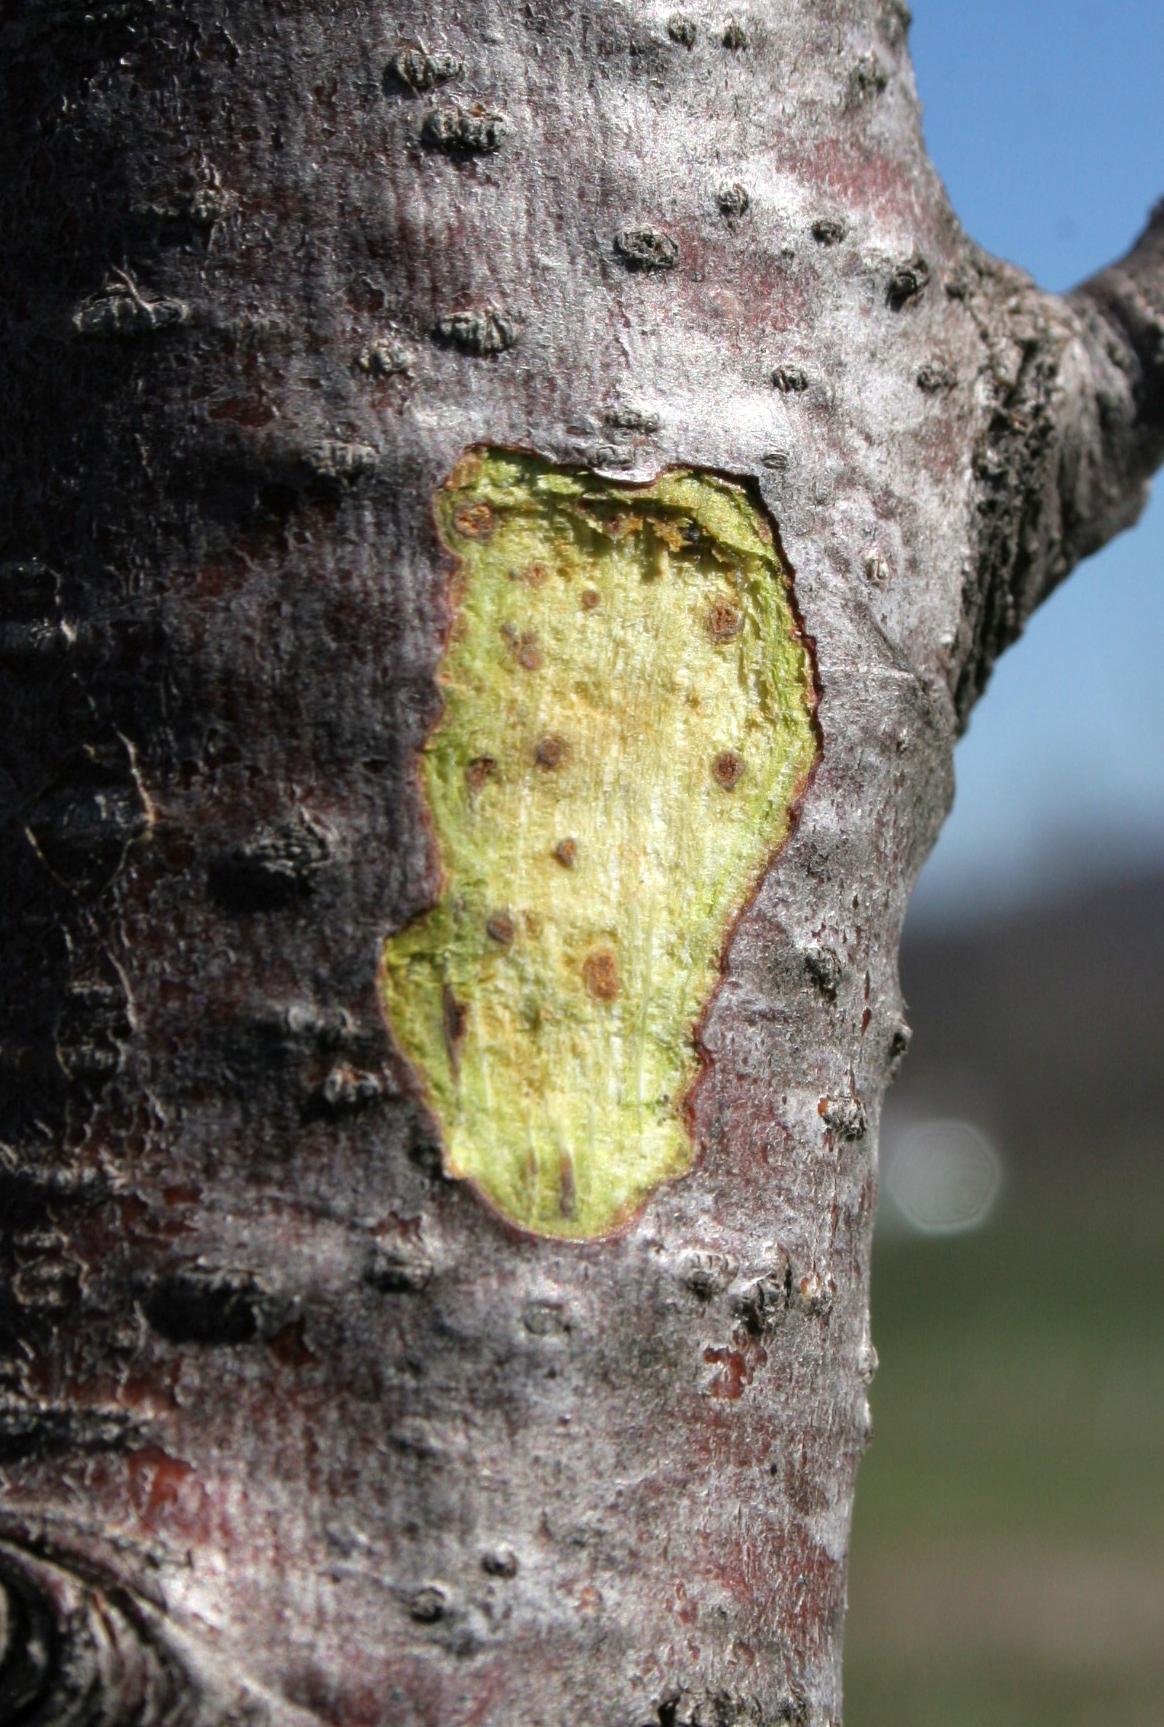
1;3;1160;1723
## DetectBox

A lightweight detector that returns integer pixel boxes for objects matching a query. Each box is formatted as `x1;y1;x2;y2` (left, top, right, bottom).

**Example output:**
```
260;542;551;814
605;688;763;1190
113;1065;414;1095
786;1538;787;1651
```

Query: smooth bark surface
1;4;1159;1723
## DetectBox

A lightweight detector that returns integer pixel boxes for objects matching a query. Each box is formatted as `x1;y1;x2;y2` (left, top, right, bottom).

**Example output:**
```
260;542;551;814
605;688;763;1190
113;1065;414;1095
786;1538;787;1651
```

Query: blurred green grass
845;1175;1164;1726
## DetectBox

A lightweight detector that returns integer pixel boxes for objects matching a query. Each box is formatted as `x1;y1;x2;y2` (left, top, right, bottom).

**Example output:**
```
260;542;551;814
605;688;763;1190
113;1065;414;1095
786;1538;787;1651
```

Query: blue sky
903;0;1164;924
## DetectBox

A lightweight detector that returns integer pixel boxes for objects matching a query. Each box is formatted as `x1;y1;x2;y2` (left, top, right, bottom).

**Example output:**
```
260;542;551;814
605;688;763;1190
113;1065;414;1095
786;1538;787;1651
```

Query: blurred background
844;3;1164;1723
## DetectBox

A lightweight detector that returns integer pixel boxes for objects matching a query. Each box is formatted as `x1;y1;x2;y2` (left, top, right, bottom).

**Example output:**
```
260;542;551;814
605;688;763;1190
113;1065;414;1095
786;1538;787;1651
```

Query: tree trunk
1;4;1160;1723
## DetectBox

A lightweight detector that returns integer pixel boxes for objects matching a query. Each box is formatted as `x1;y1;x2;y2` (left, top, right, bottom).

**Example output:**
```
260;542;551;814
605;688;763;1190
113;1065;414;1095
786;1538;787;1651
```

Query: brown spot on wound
706;598;742;642
516;633;543;670
580;588;600;611
486;911;516;945
713;750;745;789
454;501;495;539
466;755;495;793
441;985;467;1074
535;734;568;769
582;949;620;1001
559;1152;577;1218
524;562;548;587
553;837;578;868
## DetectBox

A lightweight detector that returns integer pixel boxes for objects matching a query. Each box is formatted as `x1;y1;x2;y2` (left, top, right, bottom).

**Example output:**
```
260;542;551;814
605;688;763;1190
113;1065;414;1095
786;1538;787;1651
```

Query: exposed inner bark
381;450;818;1241
0;3;1158;1724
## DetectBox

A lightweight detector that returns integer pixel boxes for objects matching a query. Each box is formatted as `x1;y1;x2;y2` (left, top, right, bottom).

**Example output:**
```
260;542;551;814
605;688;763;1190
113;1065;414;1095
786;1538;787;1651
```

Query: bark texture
0;3;1159;1724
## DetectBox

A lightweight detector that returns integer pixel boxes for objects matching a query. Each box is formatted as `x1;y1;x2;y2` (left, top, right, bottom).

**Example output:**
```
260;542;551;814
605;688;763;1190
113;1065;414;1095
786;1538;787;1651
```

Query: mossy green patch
381;449;818;1239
